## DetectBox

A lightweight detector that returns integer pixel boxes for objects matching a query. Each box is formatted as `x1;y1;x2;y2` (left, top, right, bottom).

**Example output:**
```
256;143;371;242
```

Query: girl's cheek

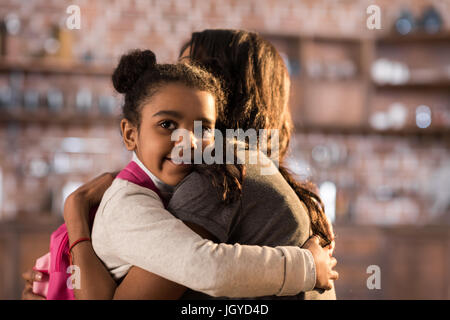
202;137;214;149
203;130;214;142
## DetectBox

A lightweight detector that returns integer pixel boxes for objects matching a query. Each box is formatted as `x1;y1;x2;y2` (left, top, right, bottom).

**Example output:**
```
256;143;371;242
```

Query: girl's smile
164;156;192;168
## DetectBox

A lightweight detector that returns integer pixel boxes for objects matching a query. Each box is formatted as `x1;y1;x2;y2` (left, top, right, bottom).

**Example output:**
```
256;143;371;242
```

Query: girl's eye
159;120;176;130
202;127;214;139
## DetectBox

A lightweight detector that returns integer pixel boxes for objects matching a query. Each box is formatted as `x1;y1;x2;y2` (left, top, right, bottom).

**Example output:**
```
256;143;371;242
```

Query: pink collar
116;161;167;207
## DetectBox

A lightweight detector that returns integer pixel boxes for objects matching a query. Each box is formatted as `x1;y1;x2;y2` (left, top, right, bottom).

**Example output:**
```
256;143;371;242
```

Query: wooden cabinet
0;219;62;299
334;225;450;299
262;33;450;136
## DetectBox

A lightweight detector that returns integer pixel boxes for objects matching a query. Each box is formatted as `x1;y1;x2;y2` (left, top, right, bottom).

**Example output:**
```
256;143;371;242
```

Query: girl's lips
165;157;192;167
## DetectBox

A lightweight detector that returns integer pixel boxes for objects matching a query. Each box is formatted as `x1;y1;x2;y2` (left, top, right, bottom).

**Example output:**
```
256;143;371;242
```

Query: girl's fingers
69;172;116;207
33;270;43;282
330;270;339;281
22;269;43;282
82;172;116;203
329;240;336;256
23;289;46;300
21;269;47;300
22;282;45;300
330;257;337;268
21;270;32;282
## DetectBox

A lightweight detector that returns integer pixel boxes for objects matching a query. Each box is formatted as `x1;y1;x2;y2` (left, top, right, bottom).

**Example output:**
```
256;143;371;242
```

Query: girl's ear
120;119;138;151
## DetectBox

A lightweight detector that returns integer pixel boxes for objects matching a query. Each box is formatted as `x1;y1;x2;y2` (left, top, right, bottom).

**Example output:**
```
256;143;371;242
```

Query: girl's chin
160;159;192;184
161;172;190;187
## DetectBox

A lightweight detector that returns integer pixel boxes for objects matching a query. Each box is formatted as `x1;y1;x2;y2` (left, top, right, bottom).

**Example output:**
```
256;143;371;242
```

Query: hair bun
112;49;157;94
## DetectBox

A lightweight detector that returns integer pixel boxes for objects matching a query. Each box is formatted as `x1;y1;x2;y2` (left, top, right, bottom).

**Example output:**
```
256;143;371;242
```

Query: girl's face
121;83;216;186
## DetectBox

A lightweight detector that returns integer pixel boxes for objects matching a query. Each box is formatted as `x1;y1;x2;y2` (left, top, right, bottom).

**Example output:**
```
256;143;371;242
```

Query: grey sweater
168;152;337;300
91;177;317;298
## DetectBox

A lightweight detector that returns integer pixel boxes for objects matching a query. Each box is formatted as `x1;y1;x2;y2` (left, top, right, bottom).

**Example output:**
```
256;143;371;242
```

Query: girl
23;31;338;300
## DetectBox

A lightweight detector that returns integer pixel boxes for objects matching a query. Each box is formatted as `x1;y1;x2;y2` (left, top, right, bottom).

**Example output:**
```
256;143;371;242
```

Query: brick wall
1;0;449;63
0;0;449;300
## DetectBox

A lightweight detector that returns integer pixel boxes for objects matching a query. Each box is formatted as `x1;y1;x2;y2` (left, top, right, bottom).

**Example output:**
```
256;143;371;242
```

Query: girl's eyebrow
152;110;183;118
200;118;214;126
153;110;215;125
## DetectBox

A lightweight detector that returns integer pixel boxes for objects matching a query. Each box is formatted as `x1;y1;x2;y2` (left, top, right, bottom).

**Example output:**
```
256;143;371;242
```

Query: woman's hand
325;215;336;255
303;235;339;291
21;269;46;300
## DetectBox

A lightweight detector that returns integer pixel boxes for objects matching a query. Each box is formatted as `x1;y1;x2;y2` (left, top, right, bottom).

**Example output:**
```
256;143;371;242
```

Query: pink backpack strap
116;161;167;207
36;160;165;300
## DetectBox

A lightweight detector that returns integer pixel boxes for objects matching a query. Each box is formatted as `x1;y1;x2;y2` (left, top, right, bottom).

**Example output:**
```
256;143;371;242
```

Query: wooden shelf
262;32;450;138
0;213;63;232
374;80;450;90
0;111;119;126
301;35;362;44
301;76;364;83
377;32;450;44
263;33;362;44
294;124;450;137
0;57;113;76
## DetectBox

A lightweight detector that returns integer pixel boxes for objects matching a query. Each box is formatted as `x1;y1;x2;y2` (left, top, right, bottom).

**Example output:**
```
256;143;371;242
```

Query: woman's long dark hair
182;29;333;246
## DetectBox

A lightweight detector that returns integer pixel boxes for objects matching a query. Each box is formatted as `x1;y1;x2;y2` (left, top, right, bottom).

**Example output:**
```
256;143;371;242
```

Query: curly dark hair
112;49;225;131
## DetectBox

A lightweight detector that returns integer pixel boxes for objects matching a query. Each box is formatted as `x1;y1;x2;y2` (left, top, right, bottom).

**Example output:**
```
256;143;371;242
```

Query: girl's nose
174;131;198;149
190;132;199;150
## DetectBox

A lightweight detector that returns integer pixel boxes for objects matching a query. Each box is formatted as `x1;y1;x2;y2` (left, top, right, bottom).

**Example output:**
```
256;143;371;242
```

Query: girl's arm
64;192;117;300
94;182;317;298
66;194;223;300
64;176;219;300
66;185;186;300
112;223;216;300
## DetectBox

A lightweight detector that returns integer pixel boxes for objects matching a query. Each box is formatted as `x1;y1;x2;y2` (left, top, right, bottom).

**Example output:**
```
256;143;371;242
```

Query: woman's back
168;151;336;300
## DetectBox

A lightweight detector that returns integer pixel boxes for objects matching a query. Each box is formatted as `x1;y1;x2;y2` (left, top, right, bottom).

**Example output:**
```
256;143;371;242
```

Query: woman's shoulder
239;153;312;244
243;152;292;194
172;151;298;206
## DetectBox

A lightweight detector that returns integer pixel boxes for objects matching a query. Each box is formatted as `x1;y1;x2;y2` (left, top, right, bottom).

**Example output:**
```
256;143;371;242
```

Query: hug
22;29;338;300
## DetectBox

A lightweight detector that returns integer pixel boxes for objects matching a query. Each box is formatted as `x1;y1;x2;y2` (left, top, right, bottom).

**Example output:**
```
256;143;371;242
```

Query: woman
22;29;337;300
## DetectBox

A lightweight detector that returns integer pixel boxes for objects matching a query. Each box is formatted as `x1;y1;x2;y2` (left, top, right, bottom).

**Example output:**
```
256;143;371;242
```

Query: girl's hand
64;172;117;222
325;215;336;256
303;236;339;290
68;172;117;209
63;172;117;241
21;269;46;300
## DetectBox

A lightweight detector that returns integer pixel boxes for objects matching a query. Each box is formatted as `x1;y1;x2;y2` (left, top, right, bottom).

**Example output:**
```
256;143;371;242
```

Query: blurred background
0;0;449;299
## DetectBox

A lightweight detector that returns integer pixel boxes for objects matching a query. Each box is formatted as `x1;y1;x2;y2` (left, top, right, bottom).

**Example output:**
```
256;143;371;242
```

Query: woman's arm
113;266;186;300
